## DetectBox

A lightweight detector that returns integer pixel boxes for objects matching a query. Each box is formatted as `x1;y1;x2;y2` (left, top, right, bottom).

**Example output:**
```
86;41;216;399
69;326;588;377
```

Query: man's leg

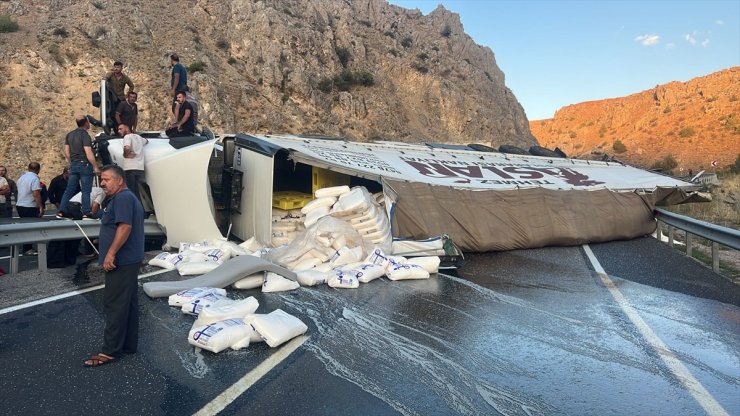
80;165;94;215
101;263;140;357
59;165;81;214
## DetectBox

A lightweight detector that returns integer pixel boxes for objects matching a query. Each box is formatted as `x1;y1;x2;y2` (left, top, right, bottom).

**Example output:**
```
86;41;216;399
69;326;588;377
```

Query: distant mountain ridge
530;67;740;171
0;0;535;182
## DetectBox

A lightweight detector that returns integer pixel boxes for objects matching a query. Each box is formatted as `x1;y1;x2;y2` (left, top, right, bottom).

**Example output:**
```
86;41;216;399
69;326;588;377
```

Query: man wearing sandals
84;165;144;367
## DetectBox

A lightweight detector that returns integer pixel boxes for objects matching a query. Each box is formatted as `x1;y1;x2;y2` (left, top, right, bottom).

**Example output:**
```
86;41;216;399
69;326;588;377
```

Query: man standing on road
16;162;44;255
58;115;100;219
83;165;144;367
0;165;17;218
118;123;148;202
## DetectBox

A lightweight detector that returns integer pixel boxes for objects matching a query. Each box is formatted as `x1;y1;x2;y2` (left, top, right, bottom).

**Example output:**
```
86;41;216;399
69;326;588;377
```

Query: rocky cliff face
0;0;535;182
530;67;740;171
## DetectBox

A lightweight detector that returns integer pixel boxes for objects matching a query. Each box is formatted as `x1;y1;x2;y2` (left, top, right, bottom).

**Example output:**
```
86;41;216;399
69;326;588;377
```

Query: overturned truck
98;129;702;253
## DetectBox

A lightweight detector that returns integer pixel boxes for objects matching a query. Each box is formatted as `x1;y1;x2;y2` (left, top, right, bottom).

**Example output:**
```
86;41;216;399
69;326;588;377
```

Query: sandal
83;353;115;367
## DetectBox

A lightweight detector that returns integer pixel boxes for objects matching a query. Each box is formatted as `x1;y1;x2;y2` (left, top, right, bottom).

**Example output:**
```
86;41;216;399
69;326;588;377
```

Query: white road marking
583;244;730;416
0;268;172;315
193;335;309;416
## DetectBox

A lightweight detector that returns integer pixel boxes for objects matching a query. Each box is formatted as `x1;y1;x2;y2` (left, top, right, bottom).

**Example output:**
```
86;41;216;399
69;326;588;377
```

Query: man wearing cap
58;115;100;219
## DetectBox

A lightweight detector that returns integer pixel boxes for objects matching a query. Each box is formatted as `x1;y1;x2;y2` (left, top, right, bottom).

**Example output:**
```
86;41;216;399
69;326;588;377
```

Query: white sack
327;270;360;289
149;252;187;270
342;263;386;283
315;185;350;198
386;263;430;281
248;309;308;348
188;318;253;353
330;246;364;266
301;196;337;214
182;291;228;315
177;261;220;276
168;287;227;307
262;272;300;293
365;248;406;269
296;269;329;286
244;314;266;343
239;236;265;252
406;256;441;274
204;248;231;264
194;296;260;327
213;240;250;257
233;272;265;289
304;206;330;227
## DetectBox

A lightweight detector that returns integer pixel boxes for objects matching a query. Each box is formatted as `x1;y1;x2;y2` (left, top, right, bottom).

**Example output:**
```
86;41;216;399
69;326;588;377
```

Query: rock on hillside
530;67;740;172
0;0;535;183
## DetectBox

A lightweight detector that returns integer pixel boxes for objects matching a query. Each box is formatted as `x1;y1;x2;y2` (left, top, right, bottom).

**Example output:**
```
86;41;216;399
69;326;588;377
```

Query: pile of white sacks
147;185;441;287
146;186;442;353
168;287;308;353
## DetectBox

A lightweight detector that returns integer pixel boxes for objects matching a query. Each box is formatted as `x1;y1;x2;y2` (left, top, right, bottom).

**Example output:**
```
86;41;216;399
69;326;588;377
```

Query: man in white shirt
16;162;44;254
118;124;148;202
66;186;105;220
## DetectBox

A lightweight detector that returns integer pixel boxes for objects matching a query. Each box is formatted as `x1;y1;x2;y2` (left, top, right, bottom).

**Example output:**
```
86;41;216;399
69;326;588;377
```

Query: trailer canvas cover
253;135;702;251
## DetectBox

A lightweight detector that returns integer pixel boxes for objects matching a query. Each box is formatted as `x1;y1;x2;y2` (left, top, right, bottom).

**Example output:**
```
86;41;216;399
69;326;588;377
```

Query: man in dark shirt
169;54;187;99
83;164;144;367
165;91;195;137
115;91;139;134
105;61;135;103
58;115;100;219
48;167;78;209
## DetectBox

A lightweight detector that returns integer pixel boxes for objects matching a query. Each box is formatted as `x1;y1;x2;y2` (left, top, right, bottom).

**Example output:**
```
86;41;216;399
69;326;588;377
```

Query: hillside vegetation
530;67;740;173
0;0;536;183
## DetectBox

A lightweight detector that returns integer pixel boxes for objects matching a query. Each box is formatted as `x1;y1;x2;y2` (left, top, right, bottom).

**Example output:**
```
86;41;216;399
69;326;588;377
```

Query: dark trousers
17;205;40;251
102;262;140;357
125;170;145;202
165;126;194;137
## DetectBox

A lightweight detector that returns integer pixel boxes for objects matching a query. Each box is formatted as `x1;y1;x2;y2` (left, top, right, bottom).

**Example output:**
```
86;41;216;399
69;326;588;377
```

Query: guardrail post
712;242;719;272
10;244;20;274
38;243;47;272
668;226;674;248
656;222;663;241
686;233;693;257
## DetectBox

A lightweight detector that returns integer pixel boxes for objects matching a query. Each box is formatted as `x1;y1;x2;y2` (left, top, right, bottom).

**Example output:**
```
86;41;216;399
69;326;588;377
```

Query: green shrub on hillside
652;154;678;173
400;37;412;48
679;126;695;138
317;69;375;93
441;24;452;37
612;139;627;153
663;105;671;114
335;46;350;68
0;14;19;32
188;61;206;72
731;154;740;174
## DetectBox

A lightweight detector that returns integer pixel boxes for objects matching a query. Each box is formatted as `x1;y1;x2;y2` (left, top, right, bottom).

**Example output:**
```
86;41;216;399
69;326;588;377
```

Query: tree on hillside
652;155;678;174
612;139;627;153
731;153;740;174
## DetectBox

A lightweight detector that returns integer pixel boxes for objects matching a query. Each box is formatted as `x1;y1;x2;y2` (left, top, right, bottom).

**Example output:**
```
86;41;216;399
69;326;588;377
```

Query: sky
388;0;740;120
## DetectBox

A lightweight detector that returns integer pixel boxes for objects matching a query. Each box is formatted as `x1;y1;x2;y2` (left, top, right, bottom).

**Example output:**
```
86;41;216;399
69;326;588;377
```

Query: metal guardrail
654;208;740;273
0;218;165;274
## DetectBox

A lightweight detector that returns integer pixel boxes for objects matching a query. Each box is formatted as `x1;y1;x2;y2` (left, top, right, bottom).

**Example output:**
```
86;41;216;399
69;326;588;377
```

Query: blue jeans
60;161;94;215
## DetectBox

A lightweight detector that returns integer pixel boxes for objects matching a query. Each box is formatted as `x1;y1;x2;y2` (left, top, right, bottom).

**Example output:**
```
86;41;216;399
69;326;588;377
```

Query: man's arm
126;76;135;95
84;146;100;175
103;223;132;271
170;73;180;97
32;189;44;217
123;145;135;158
64;144;71;163
177;109;192;131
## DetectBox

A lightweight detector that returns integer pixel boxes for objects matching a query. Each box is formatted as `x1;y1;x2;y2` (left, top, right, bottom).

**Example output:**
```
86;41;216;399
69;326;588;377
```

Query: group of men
0;55;198;367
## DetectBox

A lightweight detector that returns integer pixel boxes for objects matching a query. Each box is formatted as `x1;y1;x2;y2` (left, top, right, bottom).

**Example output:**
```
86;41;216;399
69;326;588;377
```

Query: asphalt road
1;236;738;415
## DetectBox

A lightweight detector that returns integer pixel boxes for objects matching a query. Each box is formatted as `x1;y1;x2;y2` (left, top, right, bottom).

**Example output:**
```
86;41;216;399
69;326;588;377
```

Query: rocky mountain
0;0;536;183
530;67;740;172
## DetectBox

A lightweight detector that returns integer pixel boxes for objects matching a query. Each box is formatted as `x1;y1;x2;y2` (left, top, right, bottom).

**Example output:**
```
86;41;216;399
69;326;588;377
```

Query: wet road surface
1;236;738;415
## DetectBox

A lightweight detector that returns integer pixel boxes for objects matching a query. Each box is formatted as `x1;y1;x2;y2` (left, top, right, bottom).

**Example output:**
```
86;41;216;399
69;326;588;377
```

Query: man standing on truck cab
58;115;100;220
105;61;135;105
118;124;148;202
169;54;187;99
